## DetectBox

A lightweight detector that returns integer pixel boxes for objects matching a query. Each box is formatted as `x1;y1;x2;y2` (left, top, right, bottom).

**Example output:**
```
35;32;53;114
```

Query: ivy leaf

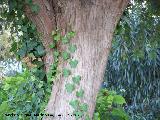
67;31;76;38
62;68;70;77
21;26;28;32
49;43;55;49
93;113;100;120
62;36;69;44
34;69;45;80
72;75;81;84
73;110;83;120
53;33;61;41
53;51;59;57
85;114;91;120
62;51;70;60
111;108;129;119
113;95;126;105
65;83;75;93
26;41;38;52
107;95;114;105
35;45;46;56
69;60;78;68
69;99;79;110
31;4;40;14
17;43;27;58
10;42;18;52
38;81;43;88
68;44;77;53
76;89;84;98
80;103;88;112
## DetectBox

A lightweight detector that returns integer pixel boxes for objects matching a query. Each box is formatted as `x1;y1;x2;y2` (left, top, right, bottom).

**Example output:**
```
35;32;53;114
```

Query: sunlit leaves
85;114;91;120
67;31;76;38
93;113;100;120
76;89;84;98
62;51;70;60
113;95;126;105
62;36;69;44
69;44;77;53
69;99;79;110
72;75;81;84
53;51;59;57
49;43;55;49
53;33;61;41
62;68;70;77
65;83;75;93
69;60;78;68
80;103;88;112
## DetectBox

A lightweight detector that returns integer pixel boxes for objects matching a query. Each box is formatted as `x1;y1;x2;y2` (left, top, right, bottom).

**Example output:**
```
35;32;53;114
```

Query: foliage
0;32;14;60
0;70;52;120
105;2;160;120
95;89;130;120
1;0;156;120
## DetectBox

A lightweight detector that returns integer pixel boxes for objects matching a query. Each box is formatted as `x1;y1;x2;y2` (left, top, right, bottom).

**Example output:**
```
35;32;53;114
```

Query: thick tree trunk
25;0;128;120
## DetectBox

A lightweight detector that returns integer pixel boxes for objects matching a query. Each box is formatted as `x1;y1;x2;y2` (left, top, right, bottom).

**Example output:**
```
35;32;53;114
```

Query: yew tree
1;0;129;119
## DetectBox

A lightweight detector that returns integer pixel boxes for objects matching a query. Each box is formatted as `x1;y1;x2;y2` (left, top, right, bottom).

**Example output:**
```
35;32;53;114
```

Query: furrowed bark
25;0;128;120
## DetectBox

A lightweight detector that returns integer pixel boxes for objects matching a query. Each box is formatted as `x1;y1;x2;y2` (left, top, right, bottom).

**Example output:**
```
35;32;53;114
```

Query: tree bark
25;0;128;120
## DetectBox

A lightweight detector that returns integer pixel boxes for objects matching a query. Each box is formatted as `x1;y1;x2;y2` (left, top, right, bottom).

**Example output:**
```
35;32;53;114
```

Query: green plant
0;69;53;120
95;88;130;120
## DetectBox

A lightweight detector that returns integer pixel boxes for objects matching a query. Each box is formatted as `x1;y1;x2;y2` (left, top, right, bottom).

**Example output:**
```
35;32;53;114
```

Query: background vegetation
0;0;160;120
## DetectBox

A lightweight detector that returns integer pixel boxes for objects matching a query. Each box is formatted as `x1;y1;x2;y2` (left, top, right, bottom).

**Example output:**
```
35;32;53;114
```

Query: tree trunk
25;0;128;119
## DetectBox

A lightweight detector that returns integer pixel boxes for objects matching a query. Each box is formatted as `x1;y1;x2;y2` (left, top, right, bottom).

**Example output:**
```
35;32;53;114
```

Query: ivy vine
49;30;91;120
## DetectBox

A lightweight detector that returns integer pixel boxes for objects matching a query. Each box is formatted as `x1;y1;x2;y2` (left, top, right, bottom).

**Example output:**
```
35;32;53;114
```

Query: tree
26;0;128;120
1;0;128;119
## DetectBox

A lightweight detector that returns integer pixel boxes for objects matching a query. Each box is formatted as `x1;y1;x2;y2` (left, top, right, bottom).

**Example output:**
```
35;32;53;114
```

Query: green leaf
0;101;10;113
21;26;28;32
107;95;114;104
62;68;70;77
73;110;83;120
69;60;78;68
17;43;27;58
67;31;76;38
26;41;38;51
10;42;17;52
65;83;75;93
112;108;129;120
68;44;77;53
93;113;100;120
31;4;40;14
25;0;32;4
49;43;55;48
76;89;84;98
53;33;61;41
38;81;43;88
17;48;26;58
85;114;91;120
62;36;69;44
113;95;126;105
72;75;81;84
53;51;59;57
62;51;70;60
80;103;88;112
69;99;79;110
35;45;46;56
